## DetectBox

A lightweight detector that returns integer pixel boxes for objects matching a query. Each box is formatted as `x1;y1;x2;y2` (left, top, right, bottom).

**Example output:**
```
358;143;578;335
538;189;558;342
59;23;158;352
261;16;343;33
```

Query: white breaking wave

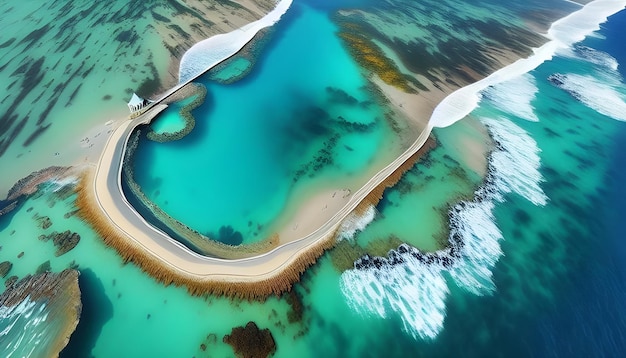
482;117;548;206
178;0;293;83
428;0;626;128
337;205;377;242
341;254;449;340
551;72;626;121
0;297;50;357
549;45;626;122
483;73;540;122
50;176;78;192
447;200;501;296
565;45;620;72
340;117;548;340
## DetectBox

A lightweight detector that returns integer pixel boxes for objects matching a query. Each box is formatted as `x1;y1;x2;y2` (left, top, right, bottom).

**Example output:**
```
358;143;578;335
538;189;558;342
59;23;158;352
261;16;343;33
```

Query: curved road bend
92;105;433;282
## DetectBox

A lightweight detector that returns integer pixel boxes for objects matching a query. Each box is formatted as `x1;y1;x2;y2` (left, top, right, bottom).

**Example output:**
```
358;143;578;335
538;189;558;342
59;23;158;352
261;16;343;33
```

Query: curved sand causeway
86;100;433;292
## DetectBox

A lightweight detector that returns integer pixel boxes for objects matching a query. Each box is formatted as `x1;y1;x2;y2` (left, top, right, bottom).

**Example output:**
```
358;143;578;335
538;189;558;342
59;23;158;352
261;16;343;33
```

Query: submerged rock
0;269;81;358
40;230;81;256
0;261;12;278
223;321;276;358
40;216;53;229
4;275;17;287
36;260;52;274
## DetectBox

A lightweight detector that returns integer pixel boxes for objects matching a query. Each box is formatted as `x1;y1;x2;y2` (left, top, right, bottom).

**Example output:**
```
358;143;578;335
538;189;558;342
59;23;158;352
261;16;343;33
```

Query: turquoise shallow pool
127;2;405;245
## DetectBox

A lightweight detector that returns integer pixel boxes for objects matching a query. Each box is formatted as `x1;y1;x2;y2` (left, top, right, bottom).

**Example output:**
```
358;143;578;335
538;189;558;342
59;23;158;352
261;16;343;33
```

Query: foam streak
340;117;548;340
178;0;293;83
429;0;626;128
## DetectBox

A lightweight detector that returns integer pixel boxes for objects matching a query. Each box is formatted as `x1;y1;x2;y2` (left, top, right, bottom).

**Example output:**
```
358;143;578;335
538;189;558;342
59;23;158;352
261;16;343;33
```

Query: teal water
149;97;195;135
125;0;578;248
338;8;626;355
2;1;626;357
128;2;407;245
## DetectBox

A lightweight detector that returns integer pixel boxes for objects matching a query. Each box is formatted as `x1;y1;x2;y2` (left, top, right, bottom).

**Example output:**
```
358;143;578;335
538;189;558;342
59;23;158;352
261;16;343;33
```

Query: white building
127;93;150;113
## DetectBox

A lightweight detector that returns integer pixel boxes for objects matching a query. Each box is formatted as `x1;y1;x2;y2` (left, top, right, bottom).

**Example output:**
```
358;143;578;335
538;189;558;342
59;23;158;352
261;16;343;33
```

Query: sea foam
549;45;626;122
0;297;49;357
337;205;377;242
549;72;626;121
568;45;620;71
340;117;548;339
428;0;626;128
178;0;293;84
483;73;540;122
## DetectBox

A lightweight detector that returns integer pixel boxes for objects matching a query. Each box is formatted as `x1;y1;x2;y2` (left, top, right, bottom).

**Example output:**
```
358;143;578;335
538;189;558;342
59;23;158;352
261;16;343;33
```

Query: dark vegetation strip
23;124;52;147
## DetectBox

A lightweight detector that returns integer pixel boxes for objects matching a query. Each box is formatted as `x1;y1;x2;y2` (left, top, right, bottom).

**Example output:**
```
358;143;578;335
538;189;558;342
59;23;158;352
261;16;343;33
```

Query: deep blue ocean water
444;9;626;357
529;10;626;356
337;8;626;357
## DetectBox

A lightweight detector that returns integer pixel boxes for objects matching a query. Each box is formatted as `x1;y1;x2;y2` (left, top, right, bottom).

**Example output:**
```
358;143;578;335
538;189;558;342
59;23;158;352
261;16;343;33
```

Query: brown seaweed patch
39;230;81;256
337;25;421;93
223;321;276;358
75;169;337;300
284;289;304;324
0;261;13;278
329;234;405;272
36;260;51;274
206;27;273;85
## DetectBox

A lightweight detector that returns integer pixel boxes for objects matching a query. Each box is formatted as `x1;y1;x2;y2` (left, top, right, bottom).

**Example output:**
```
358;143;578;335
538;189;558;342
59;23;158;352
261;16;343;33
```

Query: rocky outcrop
0;261;12;278
0;269;82;358
223;321;276;358
39;230;81;256
5;166;70;201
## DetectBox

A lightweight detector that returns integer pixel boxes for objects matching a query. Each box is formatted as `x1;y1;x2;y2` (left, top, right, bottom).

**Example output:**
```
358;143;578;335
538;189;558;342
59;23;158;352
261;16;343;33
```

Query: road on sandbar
91;104;433;283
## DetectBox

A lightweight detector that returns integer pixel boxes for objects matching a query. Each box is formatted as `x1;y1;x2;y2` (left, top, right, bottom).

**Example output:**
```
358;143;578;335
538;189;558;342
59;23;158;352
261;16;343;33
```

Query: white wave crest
337;205;377;242
483;73;540;122
340;254;449;340
447;200;501;295
50;176;78;192
0;297;50;357
340;117;548;340
565;45;620;72
552;72;626;121
482;117;548;206
429;0;626;128
178;0;293;84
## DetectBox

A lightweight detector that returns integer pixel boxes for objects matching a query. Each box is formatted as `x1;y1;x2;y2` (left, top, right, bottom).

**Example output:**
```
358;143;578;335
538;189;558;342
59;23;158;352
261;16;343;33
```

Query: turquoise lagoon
126;2;411;245
125;0;580;248
1;1;626;357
